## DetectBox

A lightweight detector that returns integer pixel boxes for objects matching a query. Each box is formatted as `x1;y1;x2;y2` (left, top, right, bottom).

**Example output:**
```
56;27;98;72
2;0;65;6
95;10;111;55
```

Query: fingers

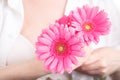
81;60;108;77
81;59;107;71
86;69;108;77
78;47;119;77
80;57;108;77
80;50;108;77
81;48;106;71
83;50;102;65
86;69;101;75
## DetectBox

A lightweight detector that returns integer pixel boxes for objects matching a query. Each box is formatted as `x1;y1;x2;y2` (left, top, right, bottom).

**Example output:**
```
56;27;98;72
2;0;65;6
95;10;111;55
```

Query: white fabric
0;0;120;80
6;34;35;65
0;0;24;66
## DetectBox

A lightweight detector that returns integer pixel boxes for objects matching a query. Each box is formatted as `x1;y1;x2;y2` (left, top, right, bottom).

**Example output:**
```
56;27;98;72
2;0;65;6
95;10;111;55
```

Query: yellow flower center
58;46;64;52
83;23;93;32
54;42;68;55
85;24;91;30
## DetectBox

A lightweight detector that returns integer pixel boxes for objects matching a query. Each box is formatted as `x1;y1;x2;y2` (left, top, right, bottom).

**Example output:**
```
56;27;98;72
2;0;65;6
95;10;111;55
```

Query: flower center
54;41;68;56
85;24;91;30
67;21;71;27
58;46;64;52
83;23;93;32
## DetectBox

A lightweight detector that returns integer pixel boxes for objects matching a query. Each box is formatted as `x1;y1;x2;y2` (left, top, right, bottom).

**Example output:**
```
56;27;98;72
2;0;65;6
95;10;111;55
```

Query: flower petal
93;10;108;24
68;37;79;45
89;7;99;19
71;45;82;51
93;36;99;44
71;50;85;57
65;31;71;41
83;34;89;41
59;24;65;38
46;29;56;40
76;32;84;42
63;57;72;73
69;55;78;65
72;21;82;31
58;69;64;74
49;58;58;70
50;25;59;36
38;46;50;52
69;27;75;36
57;60;63;72
38;37;51;45
78;7;86;21
45;56;54;66
38;52;51;60
42;33;53;41
72;8;83;24
83;5;91;19
44;64;50;71
88;34;94;41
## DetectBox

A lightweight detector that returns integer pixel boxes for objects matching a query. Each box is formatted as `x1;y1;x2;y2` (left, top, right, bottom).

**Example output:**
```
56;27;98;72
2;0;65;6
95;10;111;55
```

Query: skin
76;47;120;79
0;58;50;80
21;0;67;45
0;0;67;80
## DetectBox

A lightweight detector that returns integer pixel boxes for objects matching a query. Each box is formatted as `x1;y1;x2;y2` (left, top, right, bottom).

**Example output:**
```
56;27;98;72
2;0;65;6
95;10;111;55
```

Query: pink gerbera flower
70;5;111;45
35;22;84;74
56;15;81;30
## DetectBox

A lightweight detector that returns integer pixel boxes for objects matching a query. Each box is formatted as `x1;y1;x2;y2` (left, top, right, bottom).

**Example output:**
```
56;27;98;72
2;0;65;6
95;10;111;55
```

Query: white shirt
0;0;120;71
0;0;24;66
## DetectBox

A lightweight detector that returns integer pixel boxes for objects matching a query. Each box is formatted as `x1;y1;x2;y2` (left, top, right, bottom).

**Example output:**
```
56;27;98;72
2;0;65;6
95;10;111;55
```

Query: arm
0;45;92;80
0;58;49;80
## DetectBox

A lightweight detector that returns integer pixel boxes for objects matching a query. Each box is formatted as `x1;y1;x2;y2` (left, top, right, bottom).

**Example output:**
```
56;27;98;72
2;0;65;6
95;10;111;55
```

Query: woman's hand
76;47;120;77
72;46;93;70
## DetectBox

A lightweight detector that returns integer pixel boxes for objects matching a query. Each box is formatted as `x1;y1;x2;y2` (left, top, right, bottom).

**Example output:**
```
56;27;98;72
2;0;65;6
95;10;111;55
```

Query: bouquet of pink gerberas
35;5;111;74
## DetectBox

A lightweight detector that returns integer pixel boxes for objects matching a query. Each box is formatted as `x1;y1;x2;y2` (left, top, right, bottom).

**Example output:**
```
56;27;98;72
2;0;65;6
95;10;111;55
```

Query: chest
21;0;67;45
